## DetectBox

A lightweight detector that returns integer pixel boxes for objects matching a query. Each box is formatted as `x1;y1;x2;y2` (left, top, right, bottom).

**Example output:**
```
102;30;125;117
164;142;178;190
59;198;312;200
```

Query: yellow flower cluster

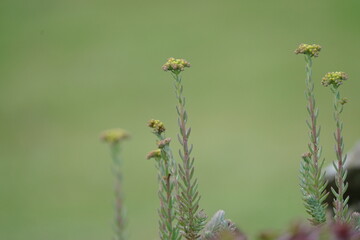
148;119;166;134
162;57;190;73
321;72;349;87
294;44;322;57
100;128;130;144
146;149;161;160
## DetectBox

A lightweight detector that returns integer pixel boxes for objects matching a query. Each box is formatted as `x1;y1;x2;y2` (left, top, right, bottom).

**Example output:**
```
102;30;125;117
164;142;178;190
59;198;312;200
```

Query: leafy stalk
110;144;127;240
330;86;350;223
147;120;180;240
173;72;206;240
162;57;206;239
321;71;350;223
100;129;130;240
295;44;328;225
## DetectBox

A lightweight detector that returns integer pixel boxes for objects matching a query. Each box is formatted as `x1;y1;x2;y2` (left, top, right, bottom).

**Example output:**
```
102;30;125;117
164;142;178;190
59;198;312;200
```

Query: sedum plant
162;57;207;240
295;44;328;225
147;119;180;240
321;71;351;223
97;46;360;240
100;128;130;240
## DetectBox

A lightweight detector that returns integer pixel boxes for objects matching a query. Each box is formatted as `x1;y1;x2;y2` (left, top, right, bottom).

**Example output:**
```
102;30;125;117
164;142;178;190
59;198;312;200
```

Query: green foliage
304;195;327;225
200;210;238;240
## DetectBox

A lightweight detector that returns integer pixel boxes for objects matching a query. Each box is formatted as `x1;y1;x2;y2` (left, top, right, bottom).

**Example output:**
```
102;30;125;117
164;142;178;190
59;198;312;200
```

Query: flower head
339;97;349;105
294;44;322;57
148;119;166;134
100;128;130;144
157;138;171;148
162;57;190;74
321;72;349;87
146;149;161;160
301;152;312;159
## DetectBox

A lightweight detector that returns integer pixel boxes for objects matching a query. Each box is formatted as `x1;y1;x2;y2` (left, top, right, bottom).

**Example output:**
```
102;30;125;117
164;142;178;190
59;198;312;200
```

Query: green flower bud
146;149;161;160
339;97;349;105
157;138;171;148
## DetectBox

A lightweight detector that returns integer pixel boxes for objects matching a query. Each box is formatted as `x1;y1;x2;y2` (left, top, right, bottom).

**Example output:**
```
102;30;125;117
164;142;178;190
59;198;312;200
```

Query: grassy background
1;0;360;239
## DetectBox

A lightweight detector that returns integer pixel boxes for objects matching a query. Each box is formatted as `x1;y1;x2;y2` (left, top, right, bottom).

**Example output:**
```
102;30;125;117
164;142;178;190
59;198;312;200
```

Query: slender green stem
305;55;321;190
172;73;204;240
301;54;327;225
331;86;350;223
110;144;126;240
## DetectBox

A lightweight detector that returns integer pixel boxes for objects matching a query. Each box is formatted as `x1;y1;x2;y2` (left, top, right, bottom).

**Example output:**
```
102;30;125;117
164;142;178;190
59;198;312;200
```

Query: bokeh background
1;0;360;239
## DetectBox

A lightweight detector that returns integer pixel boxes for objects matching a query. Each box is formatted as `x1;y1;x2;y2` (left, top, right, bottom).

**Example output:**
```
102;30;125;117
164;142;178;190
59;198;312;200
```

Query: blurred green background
1;0;360;239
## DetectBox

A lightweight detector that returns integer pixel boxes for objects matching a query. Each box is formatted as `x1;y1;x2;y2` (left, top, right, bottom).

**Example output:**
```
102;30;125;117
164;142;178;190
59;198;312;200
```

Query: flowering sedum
321;72;349;87
100;128;130;144
162;57;190;73
294;43;322;57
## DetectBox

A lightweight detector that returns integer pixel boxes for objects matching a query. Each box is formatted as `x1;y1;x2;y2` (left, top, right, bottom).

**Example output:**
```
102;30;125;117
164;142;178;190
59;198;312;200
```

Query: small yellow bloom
146;149;162;160
148;119;166;134
162;57;190;73
100;129;130;144
321;72;349;87
294;43;322;57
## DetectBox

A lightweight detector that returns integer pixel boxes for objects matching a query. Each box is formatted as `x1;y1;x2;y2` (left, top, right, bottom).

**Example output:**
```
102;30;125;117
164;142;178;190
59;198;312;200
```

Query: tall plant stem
172;73;204;240
331;86;350;223
302;55;327;225
110;144;126;240
305;56;319;188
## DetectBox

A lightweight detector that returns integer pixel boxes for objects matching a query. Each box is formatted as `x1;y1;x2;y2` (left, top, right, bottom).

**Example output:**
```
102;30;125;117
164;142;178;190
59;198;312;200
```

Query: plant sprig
147;120;180;240
322;72;350;223
295;44;328;225
100;129;130;240
163;58;207;239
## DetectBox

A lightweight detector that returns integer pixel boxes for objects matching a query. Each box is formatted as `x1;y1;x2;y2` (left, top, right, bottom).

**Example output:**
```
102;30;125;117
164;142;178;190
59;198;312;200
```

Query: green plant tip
321;72;349;87
294;43;322;57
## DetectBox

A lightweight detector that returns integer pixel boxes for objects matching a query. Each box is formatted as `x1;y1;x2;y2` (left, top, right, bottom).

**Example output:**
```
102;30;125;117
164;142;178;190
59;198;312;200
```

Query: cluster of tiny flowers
321;72;349;87
100;128;130;144
146;149;161;160
148;119;166;134
162;57;190;72
294;43;322;57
